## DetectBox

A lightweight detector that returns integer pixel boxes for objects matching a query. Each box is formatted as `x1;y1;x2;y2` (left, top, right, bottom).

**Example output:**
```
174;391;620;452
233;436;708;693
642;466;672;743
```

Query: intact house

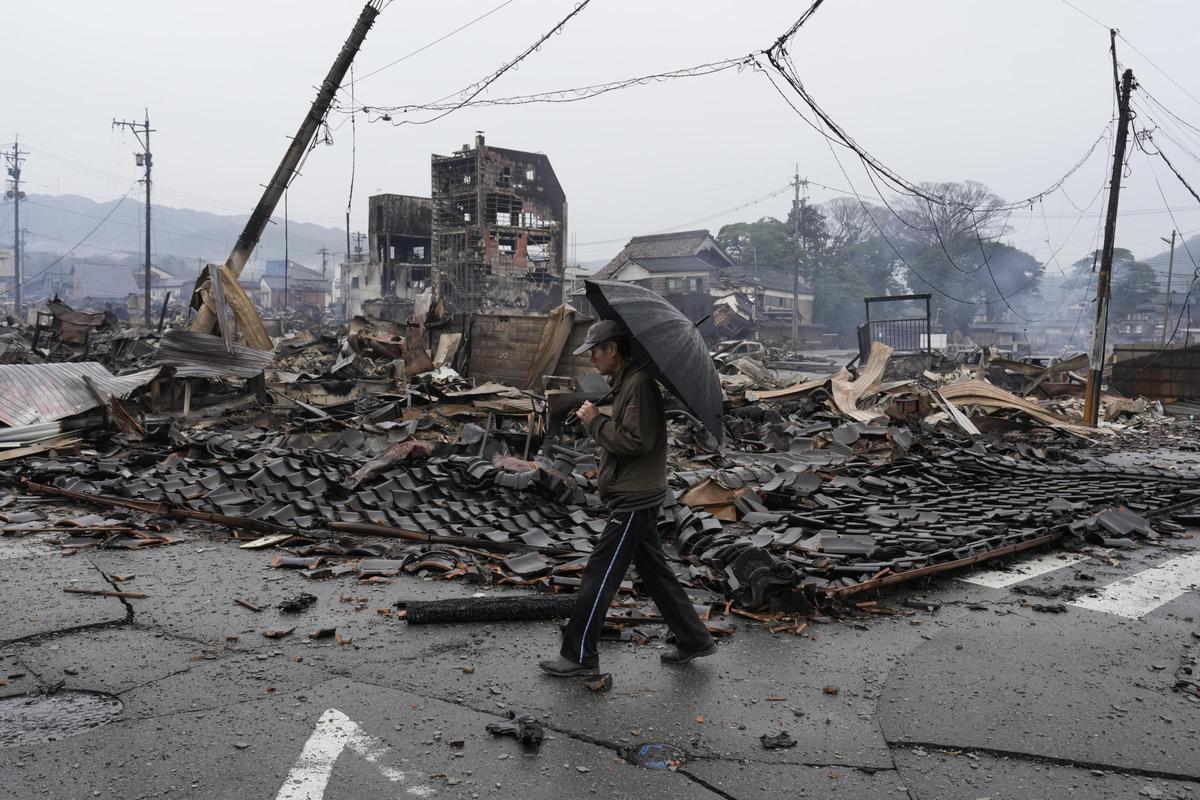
588;230;733;334
260;259;330;310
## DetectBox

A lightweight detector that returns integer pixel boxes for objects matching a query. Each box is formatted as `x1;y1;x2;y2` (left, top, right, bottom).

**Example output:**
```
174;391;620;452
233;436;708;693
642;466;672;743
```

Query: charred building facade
370;194;433;295
342;194;432;319
431;135;567;314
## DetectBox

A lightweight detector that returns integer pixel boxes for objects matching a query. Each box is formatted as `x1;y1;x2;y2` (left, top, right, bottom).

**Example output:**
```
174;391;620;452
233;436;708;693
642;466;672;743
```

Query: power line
371;0;595;127
350;0;519;85
1117;32;1200;111
1056;0;1109;31
357;56;756;118
574;184;793;248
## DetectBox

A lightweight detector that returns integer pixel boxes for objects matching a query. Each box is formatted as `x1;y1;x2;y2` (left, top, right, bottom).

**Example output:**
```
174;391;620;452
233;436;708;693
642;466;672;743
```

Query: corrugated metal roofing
0;363;160;427
157;330;275;379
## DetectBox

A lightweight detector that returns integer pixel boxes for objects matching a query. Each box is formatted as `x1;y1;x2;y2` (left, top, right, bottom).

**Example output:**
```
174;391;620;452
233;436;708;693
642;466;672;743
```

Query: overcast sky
5;0;1200;270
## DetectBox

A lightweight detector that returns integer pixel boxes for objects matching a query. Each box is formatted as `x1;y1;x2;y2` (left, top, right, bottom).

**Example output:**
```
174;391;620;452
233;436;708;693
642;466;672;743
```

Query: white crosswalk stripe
1070;552;1200;619
959;552;1088;588
958;547;1200;620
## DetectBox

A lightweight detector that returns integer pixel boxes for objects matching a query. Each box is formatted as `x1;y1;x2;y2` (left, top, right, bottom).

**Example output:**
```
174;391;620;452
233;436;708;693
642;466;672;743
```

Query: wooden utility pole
113;112;154;326
1161;230;1176;345
4;138;25;317
1083;67;1135;428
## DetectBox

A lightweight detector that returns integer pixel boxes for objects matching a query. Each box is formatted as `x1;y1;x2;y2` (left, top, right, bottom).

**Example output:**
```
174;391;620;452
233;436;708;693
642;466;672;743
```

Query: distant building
0;248;13;300
592;230;733;293
260;259;329;310
1110;292;1200;345
70;261;140;307
342;194;433;319
431;134;567;313
716;267;814;324
147;265;189;307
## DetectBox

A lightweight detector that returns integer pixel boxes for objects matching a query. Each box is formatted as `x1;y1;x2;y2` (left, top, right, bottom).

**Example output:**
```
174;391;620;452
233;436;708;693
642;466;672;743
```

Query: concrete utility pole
113;112;154;327
318;246;329;279
1161;230;1176;346
284;190;290;310
4;138;25;317
1083;67;1135;428
790;168;808;351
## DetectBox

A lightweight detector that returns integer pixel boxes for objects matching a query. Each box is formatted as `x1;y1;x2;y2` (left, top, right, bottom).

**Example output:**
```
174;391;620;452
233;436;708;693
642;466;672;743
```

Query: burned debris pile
2;300;1199;624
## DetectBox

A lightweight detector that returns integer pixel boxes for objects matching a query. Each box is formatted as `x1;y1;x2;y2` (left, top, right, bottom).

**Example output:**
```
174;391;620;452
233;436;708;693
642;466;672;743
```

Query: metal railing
857;293;932;362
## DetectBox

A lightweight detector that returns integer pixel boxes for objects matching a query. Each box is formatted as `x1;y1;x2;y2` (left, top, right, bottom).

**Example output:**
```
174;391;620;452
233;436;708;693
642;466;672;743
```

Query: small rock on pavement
584;673;612;693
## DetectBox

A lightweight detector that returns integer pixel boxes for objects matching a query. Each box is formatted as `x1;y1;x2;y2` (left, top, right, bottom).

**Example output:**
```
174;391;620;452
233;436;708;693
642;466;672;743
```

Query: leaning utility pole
4;139;25;317
113;112;154;326
1161;230;1176;346
1083;66;1135;428
189;1;382;338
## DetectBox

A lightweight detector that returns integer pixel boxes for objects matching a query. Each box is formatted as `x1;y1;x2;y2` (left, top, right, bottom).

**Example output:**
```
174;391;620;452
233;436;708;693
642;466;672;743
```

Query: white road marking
959;552;1089;588
275;708;435;799
1070;552;1200;619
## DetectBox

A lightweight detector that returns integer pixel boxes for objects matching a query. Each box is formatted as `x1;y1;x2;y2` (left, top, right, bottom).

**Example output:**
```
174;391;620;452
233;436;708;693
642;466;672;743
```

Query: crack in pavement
0;616;131;649
87;555;135;624
111;673;340;725
888;740;1200;785
872;715;919;800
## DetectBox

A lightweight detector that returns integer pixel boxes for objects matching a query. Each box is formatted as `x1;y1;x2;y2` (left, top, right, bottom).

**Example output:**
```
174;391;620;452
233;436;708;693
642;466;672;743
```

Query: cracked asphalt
1;517;1198;800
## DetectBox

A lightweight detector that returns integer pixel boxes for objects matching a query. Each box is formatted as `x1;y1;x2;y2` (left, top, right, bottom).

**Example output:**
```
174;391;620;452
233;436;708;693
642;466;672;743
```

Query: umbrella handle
564;362;645;427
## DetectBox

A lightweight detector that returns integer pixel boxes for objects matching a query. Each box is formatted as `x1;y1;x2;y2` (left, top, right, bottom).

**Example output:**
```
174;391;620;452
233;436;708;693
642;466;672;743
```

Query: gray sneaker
538;655;600;677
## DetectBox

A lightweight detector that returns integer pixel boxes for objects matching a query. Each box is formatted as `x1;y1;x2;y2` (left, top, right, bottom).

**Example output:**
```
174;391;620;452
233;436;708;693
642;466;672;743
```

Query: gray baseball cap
573;319;626;355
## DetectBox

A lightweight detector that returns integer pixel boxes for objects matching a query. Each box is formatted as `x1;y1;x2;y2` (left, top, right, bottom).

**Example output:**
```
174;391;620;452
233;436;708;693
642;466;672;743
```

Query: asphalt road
1;513;1198;800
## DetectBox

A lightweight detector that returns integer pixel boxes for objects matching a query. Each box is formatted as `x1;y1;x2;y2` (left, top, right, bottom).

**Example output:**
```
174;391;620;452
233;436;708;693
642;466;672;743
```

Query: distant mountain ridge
1143;234;1200;288
14;193;347;279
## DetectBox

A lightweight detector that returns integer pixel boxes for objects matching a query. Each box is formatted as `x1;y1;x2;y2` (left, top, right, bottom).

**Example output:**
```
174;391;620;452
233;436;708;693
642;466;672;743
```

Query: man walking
539;320;717;677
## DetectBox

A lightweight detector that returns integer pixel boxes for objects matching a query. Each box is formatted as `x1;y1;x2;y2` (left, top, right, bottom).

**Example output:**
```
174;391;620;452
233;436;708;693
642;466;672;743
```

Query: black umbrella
584;280;723;445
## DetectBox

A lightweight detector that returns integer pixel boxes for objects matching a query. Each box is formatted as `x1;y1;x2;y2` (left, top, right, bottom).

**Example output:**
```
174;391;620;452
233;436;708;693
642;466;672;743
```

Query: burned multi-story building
431;135;567;313
342;194;432;319
370;194;433;295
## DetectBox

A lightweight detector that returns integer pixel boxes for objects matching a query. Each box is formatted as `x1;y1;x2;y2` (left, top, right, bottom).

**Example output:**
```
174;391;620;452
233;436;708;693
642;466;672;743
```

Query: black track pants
559;507;714;666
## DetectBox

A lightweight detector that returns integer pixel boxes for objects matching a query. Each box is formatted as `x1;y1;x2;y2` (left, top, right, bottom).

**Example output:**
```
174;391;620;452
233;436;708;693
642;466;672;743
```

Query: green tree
1111;259;1160;321
715;217;794;268
889;181;1052;335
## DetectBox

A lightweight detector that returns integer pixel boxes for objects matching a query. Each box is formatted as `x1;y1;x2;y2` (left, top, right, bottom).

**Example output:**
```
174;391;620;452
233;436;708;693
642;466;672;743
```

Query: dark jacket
584;362;668;505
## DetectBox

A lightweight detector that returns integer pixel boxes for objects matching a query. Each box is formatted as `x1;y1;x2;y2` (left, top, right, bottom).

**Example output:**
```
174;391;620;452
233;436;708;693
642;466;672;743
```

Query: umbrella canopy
584;280;723;445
